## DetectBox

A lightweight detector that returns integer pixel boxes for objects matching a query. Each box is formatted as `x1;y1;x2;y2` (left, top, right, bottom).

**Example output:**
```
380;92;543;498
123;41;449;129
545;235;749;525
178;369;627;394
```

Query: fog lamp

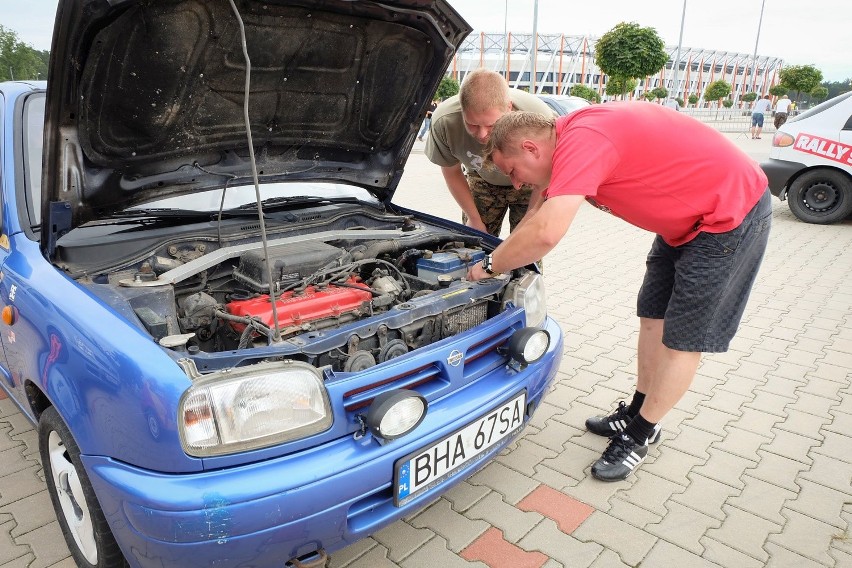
365;390;427;440
505;328;551;371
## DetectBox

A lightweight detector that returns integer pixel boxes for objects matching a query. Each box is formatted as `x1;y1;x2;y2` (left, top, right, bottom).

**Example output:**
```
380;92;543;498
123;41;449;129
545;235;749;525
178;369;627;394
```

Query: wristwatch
481;254;496;275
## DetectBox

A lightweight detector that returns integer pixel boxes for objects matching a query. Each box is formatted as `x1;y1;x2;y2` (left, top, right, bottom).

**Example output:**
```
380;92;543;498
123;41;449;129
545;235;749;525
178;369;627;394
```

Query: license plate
394;391;526;506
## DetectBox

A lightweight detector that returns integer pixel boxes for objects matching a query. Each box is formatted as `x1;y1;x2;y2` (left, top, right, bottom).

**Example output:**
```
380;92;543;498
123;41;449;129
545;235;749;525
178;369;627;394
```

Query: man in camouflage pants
424;69;555;237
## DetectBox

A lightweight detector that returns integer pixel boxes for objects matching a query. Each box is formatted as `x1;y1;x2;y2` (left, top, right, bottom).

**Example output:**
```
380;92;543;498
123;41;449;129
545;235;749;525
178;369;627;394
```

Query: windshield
128;182;381;212
790;91;852;124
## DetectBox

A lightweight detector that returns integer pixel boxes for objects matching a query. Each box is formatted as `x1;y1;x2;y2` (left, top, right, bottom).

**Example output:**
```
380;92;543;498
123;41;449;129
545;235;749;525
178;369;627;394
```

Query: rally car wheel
38;406;128;568
787;169;852;224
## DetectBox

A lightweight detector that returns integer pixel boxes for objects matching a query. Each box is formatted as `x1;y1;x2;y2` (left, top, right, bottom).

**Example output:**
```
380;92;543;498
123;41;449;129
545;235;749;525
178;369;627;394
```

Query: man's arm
441;165;488;233
467;194;585;280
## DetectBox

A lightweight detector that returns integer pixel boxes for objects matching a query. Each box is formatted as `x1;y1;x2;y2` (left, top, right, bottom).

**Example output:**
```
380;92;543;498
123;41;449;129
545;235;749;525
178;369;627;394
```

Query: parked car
537;94;592;116
761;91;852;223
0;1;562;567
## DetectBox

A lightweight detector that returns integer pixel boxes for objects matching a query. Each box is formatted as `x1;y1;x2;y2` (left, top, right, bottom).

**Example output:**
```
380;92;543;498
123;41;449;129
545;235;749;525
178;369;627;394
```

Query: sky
2;0;850;82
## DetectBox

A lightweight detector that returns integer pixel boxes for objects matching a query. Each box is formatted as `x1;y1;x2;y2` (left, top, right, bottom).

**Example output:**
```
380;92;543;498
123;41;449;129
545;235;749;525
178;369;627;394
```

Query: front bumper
84;317;563;568
760;158;806;199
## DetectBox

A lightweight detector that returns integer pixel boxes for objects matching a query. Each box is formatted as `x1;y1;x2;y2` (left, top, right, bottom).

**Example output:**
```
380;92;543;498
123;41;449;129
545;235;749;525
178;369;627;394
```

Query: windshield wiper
228;195;363;211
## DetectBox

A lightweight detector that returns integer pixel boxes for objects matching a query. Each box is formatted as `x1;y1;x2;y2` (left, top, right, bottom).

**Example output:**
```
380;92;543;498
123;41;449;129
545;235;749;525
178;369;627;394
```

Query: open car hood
41;0;470;239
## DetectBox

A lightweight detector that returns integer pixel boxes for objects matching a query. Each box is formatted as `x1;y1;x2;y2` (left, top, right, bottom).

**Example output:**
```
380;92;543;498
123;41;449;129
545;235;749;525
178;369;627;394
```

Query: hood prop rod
229;0;282;343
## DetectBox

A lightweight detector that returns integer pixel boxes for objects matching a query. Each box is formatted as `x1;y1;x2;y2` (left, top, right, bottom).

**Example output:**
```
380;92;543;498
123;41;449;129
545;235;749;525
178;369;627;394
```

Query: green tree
651;86;668;101
704;80;732;105
605;75;637;99
675;97;684;107
570;84;601;103
688;93;699;106
778;64;823;103
742;92;758;103
722;99;734;108
821;78;851;99
810;85;829;102
435;76;460;100
0;25;47;81
595;22;667;99
769;84;788;97
643;91;655;101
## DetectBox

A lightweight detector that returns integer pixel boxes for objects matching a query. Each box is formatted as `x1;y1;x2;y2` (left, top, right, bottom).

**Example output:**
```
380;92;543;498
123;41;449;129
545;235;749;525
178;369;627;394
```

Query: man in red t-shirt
467;104;772;482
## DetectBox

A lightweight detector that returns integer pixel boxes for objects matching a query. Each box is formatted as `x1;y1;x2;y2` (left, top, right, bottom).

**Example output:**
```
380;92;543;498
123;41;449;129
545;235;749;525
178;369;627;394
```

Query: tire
787;169;852;224
38;406;129;568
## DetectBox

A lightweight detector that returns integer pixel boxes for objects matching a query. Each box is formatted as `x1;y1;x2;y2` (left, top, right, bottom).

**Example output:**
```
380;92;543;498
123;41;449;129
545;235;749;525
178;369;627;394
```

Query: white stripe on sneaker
623;451;645;470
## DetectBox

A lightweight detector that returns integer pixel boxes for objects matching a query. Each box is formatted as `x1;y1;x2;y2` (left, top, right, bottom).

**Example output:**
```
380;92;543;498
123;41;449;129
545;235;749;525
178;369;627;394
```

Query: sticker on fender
793;133;852;165
394;391;526;506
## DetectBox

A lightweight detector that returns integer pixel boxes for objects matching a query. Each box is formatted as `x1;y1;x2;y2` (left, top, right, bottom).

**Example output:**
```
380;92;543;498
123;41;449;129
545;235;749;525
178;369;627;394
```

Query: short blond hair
459;68;510;114
484;111;556;165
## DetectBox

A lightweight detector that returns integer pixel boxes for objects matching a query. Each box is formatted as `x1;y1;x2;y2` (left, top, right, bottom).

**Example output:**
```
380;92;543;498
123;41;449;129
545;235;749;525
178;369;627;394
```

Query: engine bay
71;212;530;374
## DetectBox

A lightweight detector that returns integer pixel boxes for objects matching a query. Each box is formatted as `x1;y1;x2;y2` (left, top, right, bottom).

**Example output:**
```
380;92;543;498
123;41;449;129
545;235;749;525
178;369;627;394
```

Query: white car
537;94;592;116
761;91;852;223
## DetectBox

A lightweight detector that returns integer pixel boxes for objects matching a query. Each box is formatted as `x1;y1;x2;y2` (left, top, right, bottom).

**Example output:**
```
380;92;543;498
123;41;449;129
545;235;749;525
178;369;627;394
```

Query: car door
0;86;47;416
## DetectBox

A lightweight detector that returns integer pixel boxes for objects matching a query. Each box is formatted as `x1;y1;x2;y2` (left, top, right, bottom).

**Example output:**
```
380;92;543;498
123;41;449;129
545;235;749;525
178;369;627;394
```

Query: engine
87;233;511;373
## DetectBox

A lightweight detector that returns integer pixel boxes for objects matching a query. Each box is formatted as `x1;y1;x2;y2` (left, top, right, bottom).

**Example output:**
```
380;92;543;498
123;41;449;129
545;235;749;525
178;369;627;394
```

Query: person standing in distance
417;99;438;141
467;106;772;482
750;94;772;139
773;95;792;129
424;68;555;236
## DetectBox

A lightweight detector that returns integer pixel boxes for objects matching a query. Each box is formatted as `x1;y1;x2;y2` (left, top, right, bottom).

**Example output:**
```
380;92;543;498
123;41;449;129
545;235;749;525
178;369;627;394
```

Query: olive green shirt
424;89;555;186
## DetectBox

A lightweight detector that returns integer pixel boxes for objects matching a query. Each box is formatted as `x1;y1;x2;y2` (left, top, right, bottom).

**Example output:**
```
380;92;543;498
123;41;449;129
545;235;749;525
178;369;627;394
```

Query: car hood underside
41;0;469;236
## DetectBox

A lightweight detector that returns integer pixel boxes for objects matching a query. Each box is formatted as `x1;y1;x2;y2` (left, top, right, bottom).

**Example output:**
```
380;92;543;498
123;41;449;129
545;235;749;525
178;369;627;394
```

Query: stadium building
449;32;785;105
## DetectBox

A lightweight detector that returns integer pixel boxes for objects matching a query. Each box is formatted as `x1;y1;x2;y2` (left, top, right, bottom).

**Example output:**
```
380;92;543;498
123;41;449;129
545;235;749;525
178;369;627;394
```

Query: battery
415;248;485;283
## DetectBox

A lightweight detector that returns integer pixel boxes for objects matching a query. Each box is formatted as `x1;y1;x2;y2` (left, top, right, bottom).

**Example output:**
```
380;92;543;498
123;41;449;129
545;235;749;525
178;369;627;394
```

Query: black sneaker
586;403;663;445
591;433;648;482
585;401;631;437
646;423;662;445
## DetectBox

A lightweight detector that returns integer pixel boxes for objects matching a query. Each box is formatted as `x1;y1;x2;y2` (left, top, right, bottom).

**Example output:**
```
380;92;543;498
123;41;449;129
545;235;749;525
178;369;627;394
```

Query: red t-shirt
545;102;768;246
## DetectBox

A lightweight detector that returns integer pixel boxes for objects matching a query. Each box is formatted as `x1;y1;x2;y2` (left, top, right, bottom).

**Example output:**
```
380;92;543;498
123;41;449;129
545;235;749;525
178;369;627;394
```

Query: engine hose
215;309;272;335
395;248;423;268
332;281;381;297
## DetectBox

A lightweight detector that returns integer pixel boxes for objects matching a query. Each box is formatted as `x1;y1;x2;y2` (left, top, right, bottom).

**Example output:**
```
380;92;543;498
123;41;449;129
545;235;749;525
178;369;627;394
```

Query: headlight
508;272;547;327
179;360;332;457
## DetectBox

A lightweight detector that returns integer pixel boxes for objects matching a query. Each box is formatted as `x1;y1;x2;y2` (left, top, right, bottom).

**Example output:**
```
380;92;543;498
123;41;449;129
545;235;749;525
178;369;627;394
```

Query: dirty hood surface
42;0;470;236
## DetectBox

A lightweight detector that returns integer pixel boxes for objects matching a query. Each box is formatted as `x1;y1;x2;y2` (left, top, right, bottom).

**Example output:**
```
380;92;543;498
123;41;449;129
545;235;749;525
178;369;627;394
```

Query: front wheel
38;406;129;568
787;169;852;224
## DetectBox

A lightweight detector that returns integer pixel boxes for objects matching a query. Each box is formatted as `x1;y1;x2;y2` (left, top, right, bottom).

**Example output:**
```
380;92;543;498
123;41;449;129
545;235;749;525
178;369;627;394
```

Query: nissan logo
447;349;464;367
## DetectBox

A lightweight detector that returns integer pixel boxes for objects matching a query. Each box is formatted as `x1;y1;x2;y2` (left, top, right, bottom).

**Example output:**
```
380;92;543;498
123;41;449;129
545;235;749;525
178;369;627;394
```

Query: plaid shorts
637;188;772;352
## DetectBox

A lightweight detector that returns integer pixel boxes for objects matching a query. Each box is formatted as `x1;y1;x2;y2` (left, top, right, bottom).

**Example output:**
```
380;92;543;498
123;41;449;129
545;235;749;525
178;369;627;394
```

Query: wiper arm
229;195;361;211
105;208;213;219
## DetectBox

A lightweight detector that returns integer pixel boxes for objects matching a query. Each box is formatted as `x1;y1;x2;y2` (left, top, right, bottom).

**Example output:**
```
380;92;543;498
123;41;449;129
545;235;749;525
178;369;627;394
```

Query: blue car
0;1;563;567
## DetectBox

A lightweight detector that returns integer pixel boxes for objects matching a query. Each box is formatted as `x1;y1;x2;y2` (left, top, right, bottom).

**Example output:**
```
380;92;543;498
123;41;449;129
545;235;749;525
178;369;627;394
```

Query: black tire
787;169;852;224
38;406;129;568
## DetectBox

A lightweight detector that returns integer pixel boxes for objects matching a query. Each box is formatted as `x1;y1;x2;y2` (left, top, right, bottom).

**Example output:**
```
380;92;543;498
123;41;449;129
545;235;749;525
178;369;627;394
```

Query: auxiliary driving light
504;327;551;371
365;389;428;440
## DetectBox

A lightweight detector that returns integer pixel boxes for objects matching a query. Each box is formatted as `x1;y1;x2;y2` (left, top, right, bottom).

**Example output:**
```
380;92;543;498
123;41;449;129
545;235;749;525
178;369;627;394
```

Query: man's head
484;111;557;190
459;68;512;143
763;95;771;100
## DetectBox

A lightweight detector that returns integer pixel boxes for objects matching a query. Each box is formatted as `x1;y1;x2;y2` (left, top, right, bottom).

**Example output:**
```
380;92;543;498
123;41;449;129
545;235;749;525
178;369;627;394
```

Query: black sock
626;391;646;418
624;413;657;446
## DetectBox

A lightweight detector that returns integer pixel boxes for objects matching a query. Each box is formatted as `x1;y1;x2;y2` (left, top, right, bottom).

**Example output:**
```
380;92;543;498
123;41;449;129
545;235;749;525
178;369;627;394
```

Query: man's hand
467;260;490;281
465;217;488;233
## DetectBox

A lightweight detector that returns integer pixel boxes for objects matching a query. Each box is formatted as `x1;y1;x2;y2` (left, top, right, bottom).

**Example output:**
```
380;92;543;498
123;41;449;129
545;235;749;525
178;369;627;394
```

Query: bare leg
636;317;701;423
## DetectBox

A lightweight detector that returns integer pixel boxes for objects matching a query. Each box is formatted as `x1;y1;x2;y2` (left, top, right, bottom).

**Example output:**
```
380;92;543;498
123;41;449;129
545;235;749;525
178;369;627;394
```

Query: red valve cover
226;276;373;329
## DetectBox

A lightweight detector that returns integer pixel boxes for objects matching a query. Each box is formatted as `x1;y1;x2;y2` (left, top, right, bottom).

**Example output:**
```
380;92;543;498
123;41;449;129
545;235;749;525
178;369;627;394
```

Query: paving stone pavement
1;135;850;567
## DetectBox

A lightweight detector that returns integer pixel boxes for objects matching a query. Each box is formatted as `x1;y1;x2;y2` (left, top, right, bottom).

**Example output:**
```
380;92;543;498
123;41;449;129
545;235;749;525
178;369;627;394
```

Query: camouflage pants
461;176;534;237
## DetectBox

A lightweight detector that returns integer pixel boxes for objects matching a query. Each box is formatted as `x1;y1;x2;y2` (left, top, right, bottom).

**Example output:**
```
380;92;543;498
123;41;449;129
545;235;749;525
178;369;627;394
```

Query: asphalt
1;133;851;568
